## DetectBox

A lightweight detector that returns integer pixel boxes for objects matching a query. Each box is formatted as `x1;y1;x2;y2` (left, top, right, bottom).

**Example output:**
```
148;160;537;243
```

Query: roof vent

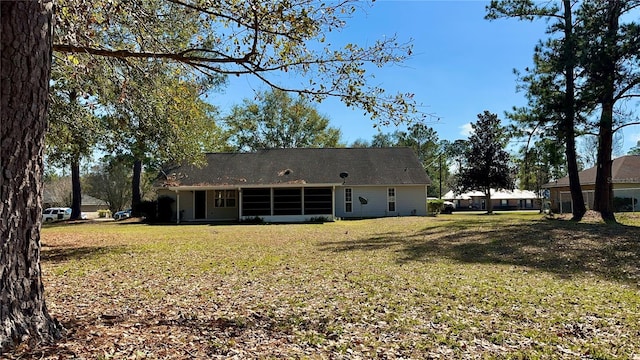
278;169;292;176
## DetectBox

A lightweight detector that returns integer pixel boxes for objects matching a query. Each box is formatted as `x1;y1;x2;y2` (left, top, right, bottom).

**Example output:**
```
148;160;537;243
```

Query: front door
194;191;206;219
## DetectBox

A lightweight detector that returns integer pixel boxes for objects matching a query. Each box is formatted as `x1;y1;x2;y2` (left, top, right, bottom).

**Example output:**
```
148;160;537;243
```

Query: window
273;188;302;215
242;188;271;216
345;188;352;213
304;188;332;215
214;190;236;208
388;188;396;212
500;199;508;206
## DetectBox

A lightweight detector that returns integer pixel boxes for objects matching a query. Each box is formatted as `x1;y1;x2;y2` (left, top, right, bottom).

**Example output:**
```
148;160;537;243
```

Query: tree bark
561;0;586;221
591;1;620;223
131;158;143;214
70;156;82;220
593;103;615;221
1;0;62;351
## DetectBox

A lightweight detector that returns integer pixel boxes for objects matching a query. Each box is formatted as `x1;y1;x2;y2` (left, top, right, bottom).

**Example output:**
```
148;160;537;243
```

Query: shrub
427;199;444;215
98;209;111;218
134;200;158;222
157;196;175;223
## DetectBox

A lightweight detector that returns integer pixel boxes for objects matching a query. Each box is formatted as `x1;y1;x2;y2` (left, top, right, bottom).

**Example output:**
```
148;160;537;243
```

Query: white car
42;207;72;222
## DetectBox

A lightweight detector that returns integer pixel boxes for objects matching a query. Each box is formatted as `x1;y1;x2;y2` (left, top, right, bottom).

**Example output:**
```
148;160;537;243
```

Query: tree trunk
1;0;62;351
486;188;493;214
591;1;619;224
70;157;82;220
593;104;616;222
562;0;586;222
131;158;142;214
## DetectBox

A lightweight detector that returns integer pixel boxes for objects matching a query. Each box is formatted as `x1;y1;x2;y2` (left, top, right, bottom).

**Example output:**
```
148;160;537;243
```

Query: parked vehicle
113;209;132;220
42;207;72;222
441;201;455;214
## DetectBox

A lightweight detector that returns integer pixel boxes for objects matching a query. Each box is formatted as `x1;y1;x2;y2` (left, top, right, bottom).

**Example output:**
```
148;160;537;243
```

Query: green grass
22;213;640;358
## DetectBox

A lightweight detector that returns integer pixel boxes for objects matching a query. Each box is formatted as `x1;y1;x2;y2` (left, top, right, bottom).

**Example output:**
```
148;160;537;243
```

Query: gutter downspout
332;186;336;220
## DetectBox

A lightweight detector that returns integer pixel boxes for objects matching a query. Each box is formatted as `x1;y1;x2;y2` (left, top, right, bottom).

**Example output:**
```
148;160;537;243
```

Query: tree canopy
454;111;514;214
224;89;342;151
53;0;424;124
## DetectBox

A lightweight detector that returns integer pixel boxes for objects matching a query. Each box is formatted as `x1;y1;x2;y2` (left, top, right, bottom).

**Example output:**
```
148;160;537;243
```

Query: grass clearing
10;212;640;358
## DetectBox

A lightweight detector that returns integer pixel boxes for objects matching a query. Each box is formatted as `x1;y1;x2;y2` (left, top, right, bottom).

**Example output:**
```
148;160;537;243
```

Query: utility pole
439;153;442;198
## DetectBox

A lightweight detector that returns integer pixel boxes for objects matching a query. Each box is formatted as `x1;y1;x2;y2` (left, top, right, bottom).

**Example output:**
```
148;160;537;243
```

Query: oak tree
224;89;342;151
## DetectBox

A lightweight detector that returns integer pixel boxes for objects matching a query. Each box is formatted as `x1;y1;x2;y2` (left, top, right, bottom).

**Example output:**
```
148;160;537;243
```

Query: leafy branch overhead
53;0;423;124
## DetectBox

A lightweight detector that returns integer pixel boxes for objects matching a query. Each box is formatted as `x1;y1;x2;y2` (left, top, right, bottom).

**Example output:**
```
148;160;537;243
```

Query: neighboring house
43;191;109;212
154;147;431;223
543;155;640;213
442;189;541;211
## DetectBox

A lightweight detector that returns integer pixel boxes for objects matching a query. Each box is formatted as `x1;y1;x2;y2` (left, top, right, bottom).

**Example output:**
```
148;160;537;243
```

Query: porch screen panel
304;188;332;215
273;188;302;215
242;188;271;216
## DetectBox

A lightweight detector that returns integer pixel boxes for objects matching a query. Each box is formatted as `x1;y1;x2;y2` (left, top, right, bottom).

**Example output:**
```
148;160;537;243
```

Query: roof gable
158;148;431;187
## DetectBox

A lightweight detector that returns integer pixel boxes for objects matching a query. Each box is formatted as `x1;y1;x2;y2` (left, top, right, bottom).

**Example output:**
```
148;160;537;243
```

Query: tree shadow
41;245;130;263
319;219;640;285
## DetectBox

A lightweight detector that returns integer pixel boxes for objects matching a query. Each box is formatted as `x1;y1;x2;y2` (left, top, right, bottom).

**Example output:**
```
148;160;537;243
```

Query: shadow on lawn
41;245;130;263
320;218;640;285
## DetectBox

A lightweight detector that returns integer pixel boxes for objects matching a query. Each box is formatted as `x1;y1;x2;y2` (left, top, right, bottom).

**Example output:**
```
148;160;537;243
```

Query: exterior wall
207;190;239;221
614;188;640;211
178;191;195;221
335;185;426;218
451;196;539;211
160;185;428;222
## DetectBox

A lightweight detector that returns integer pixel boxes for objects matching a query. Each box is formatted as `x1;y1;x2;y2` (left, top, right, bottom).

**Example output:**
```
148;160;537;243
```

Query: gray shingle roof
157;147;431;187
543;155;640;187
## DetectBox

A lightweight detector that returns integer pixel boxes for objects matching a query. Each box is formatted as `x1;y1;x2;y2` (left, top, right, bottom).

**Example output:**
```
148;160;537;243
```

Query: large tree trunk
593;103;616;222
591;1;619;224
131;158;143;214
562;0;586;222
70;157;82;220
1;0;62;351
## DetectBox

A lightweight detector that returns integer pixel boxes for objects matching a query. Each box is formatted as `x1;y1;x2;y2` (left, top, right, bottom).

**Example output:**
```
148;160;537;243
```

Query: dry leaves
6;214;640;358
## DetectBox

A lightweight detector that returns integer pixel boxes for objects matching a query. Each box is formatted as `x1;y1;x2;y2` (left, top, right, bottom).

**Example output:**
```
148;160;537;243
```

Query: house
154;147;432;223
442;189;541;211
43;191;109;213
543;155;640;213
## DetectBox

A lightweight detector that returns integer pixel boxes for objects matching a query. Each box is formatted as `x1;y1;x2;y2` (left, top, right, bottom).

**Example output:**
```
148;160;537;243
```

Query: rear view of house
155;147;431;223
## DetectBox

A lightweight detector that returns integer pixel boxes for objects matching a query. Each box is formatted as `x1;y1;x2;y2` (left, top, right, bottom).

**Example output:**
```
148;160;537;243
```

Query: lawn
9;212;640;359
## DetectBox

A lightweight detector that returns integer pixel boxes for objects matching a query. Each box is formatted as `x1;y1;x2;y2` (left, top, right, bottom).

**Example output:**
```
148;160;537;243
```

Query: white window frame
345;188;353;213
214;189;237;208
387;187;396;212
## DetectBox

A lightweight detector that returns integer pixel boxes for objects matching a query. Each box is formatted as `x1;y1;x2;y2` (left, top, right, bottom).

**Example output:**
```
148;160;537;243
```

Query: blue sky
210;0;640;154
